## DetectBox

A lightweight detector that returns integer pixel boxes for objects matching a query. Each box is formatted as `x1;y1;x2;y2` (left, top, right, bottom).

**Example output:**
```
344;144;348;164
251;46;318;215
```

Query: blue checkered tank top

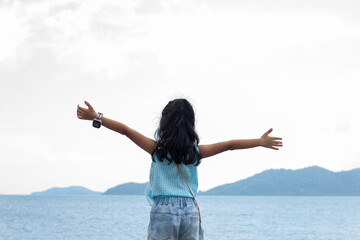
145;146;199;204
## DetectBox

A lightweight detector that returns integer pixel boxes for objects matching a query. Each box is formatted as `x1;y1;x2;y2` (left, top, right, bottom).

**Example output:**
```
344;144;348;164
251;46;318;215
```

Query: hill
27;166;360;196
103;182;148;195
199;166;360;196
31;186;101;196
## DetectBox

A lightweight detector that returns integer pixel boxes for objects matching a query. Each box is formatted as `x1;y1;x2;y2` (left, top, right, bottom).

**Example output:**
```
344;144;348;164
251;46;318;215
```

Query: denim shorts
147;197;204;240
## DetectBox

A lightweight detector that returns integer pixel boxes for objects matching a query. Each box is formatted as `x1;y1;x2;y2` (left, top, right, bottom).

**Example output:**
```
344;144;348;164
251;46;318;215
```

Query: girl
77;98;283;240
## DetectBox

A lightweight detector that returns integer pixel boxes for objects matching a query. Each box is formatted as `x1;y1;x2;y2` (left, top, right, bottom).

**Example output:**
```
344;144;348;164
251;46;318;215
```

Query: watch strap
92;112;103;128
95;112;103;121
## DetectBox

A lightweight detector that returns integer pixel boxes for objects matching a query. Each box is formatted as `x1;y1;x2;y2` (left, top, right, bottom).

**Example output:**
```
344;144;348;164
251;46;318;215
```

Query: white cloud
334;117;350;132
0;7;29;62
1;0;360;194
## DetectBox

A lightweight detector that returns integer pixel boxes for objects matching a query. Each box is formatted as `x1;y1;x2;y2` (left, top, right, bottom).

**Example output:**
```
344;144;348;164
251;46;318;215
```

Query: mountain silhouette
199;166;360;196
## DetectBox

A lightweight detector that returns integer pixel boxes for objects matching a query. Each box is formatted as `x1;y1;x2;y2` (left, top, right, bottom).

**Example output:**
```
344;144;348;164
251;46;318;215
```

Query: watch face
93;120;101;128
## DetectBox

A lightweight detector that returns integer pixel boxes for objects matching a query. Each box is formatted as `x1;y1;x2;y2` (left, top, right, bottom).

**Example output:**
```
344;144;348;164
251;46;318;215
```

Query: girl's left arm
77;101;156;155
198;128;282;159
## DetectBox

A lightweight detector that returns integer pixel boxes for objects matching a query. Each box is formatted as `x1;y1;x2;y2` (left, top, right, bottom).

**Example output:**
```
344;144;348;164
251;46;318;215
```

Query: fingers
261;128;283;150
77;107;83;119
77;101;95;120
270;140;283;151
77;101;94;112
77;103;86;119
263;128;273;137
84;101;94;111
77;104;87;112
271;137;283;147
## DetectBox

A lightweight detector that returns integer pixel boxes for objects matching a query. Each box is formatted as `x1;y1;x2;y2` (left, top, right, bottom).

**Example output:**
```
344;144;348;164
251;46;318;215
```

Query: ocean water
0;195;359;240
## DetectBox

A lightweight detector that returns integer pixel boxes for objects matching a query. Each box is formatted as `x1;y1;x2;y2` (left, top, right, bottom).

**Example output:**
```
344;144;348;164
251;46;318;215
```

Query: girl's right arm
77;101;156;155
101;117;156;154
198;128;282;159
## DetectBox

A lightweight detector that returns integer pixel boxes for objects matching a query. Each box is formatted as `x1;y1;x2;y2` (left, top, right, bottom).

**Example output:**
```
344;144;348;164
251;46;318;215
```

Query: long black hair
152;98;201;165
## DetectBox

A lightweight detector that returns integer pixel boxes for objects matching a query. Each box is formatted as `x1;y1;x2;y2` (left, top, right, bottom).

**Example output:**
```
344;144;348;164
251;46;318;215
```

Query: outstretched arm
77;101;156;155
198;128;282;159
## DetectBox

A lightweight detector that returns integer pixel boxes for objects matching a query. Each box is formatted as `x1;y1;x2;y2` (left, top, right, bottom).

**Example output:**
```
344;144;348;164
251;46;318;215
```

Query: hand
260;128;283;150
77;101;97;120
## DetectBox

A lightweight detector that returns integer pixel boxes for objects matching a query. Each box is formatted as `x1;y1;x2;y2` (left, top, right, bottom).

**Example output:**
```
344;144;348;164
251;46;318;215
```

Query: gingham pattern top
149;147;199;198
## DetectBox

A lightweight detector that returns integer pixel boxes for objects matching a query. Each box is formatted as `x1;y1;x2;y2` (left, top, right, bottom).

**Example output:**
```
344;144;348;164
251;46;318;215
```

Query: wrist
92;112;98;120
92;112;103;128
258;138;265;147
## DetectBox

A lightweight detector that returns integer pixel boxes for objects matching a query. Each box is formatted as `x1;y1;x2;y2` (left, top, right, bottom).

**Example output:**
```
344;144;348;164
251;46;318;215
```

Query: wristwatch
92;112;103;128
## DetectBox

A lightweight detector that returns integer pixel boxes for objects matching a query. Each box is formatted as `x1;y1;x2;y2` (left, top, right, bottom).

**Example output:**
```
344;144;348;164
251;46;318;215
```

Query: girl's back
77;98;282;240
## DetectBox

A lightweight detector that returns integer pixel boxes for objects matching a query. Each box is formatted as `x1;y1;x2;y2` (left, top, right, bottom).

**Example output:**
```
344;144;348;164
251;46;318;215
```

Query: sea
0;195;359;240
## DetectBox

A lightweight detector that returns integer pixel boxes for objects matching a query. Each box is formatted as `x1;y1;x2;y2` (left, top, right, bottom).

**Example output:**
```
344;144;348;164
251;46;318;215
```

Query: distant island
31;186;101;196
27;166;360;196
199;166;360;196
103;182;148;195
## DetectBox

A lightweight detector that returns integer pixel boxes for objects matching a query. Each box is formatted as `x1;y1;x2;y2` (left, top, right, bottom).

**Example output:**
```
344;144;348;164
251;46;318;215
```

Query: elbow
227;140;234;151
121;125;129;136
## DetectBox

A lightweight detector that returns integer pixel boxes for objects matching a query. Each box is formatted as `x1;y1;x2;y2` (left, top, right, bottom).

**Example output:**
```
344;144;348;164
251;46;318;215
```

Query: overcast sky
1;0;359;195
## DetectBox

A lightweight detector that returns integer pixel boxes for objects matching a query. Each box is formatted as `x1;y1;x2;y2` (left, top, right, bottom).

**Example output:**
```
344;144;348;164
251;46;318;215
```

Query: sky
0;0;359;195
